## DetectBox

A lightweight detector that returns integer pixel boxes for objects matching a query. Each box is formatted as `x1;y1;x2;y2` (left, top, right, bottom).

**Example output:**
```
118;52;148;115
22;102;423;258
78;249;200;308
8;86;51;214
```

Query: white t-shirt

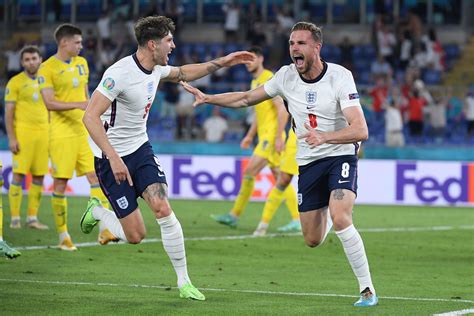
90;54;171;157
264;62;361;166
204;116;228;142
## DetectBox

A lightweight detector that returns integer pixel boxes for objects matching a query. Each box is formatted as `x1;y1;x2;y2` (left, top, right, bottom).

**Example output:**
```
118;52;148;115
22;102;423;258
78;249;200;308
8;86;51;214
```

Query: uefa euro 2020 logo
103;77;115;91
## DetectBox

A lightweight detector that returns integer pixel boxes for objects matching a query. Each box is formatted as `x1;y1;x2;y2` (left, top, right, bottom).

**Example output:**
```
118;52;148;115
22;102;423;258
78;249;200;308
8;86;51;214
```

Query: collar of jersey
299;59;328;84
132;53;152;75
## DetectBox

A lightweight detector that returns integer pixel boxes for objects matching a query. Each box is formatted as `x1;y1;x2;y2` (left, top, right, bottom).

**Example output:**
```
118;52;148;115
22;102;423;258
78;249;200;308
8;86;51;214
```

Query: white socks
322;210;333;243
336;224;375;294
92;205;127;241
157;212;190;288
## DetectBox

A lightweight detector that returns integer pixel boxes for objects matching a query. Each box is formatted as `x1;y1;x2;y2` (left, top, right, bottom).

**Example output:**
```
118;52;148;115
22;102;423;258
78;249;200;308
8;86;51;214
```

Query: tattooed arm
163;51;255;83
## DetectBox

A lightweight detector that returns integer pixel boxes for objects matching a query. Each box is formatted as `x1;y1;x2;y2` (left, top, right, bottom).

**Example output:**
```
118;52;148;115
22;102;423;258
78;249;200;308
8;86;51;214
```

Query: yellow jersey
251;69;278;139
38;55;89;139
5;72;49;131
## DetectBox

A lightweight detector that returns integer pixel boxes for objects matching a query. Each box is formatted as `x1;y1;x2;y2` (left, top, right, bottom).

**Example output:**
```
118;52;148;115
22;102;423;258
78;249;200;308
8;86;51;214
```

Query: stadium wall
1;151;472;207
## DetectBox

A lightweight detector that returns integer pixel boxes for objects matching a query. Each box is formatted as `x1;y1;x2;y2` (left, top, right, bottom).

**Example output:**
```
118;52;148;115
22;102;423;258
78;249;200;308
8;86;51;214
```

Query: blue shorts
95;141;167;218
297;155;358;212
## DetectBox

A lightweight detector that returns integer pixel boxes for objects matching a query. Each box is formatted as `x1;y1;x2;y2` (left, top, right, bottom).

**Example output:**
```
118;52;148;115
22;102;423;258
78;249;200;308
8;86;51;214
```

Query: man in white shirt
80;15;254;301
203;107;228;142
181;21;378;307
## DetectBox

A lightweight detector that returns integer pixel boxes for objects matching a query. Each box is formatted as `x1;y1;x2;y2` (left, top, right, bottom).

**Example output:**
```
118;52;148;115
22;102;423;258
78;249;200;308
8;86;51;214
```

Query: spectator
97;9;112;46
384;97;405;147
222;2;241;42
4;41;23;80
369;77;389;123
376;24;397;67
399;30;413;71
203;108;229;143
425;28;445;71
339;36;354;70
176;85;197;139
160;82;179;119
166;2;184;40
370;54;393;81
427;93;448;141
464;87;474;137
407;88;427;137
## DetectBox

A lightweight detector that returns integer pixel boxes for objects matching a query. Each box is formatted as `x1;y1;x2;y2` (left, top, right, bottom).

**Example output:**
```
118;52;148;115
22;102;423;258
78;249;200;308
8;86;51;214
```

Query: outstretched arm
165;51;255;83
180;81;271;108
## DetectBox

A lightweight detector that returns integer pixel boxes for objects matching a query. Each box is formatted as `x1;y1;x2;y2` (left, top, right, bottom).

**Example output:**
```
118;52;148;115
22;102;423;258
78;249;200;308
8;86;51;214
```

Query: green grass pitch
0;196;473;315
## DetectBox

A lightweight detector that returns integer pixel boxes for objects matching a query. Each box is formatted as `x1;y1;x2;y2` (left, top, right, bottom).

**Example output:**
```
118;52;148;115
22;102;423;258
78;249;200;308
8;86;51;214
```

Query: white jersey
264;62;362;166
90;54;171;157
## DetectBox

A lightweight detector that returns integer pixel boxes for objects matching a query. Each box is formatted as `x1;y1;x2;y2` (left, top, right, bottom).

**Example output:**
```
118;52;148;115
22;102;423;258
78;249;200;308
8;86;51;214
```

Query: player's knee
126;232;145;244
304;236;324;248
332;214;352;231
151;202;172;218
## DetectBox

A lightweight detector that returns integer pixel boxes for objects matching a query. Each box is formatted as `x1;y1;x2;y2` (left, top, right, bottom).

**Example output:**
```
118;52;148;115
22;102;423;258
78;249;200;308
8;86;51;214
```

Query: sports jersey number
143;101;152;119
341;162;350;178
308;114;318;128
76;65;86;76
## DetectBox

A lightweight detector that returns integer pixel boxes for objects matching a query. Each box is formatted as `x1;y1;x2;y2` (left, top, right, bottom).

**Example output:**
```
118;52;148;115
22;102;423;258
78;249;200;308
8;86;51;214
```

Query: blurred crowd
2;1;473;146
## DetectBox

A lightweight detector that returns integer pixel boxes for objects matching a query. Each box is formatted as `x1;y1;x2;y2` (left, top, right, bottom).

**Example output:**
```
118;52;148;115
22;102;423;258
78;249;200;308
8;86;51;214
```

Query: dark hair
247;46;263;56
291;22;323;43
20;45;41;59
54;23;82;43
134;15;175;47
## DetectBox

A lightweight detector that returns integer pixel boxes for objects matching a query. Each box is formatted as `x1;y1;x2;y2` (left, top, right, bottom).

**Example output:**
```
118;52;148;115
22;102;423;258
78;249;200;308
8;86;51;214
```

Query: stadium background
1;0;473;206
0;1;473;315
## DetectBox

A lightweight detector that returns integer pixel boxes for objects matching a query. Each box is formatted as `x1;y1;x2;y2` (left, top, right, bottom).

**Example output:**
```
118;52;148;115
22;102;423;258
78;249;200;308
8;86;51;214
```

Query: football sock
90;184;110;209
322;212;333;243
92;205;127;241
51;192;68;234
27;181;43;218
231;175;255;217
336;224;375;294
283;184;299;221
261;186;285;223
157;212;190;288
8;182;22;219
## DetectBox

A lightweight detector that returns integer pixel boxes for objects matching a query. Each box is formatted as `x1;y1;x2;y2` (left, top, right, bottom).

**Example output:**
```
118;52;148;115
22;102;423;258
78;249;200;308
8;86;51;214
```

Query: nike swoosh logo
338;180;350;184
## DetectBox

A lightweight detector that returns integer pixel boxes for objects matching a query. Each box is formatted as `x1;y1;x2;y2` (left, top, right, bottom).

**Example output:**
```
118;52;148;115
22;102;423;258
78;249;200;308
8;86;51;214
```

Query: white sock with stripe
157;212;190;288
92;206;127;241
335;224;375;294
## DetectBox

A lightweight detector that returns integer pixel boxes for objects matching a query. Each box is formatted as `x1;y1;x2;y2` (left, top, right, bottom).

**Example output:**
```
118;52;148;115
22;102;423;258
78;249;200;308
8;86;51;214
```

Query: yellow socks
8;182;23;220
231;175;255;217
283;184;299;221
261;184;299;223
51;192;68;234
261;187;285;223
90;184;110;209
27;182;43;219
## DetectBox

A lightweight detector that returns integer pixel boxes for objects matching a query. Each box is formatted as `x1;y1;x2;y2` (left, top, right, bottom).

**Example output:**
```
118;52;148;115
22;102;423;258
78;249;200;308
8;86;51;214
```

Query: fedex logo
171;157;275;199
396;162;474;204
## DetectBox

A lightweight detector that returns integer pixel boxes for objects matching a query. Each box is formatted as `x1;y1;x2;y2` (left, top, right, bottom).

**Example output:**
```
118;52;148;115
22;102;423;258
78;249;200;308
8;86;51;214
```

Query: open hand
221;51;256;67
109;155;133;186
180;81;206;107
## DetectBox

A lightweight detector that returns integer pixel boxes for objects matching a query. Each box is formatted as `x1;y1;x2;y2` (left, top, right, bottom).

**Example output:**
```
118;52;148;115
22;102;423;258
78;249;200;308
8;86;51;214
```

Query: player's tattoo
333;189;345;200
206;59;223;73
144;183;168;200
176;67;186;81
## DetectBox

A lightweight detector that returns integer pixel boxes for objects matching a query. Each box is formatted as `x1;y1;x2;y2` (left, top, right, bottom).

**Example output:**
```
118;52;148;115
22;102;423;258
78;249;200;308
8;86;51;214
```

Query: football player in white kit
79;16;254;301
180;22;378;307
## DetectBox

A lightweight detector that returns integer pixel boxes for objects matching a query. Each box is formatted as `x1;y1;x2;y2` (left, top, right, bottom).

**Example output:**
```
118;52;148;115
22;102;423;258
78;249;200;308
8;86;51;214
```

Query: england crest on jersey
306;91;317;109
116;196;129;209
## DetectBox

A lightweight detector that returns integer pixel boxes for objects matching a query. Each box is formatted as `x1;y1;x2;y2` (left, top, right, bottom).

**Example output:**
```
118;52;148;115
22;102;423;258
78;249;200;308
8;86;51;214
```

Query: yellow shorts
50;134;94;179
12;128;49;176
280;130;298;175
253;135;280;168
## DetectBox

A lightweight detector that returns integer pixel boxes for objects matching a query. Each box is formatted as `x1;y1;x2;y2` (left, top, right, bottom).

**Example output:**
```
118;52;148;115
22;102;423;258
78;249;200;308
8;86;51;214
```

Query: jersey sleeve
336;69;361;110
83;58;90;84
263;67;285;98
4;78;18;103
95;66;125;101
38;64;54;91
157;65;172;79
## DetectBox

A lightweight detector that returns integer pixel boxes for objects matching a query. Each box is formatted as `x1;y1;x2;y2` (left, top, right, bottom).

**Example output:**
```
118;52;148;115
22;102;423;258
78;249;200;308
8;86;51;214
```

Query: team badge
306;91;317;109
147;82;154;94
72;78;79;87
297;193;303;205
103;77;115;90
116;196;129;209
38;76;45;84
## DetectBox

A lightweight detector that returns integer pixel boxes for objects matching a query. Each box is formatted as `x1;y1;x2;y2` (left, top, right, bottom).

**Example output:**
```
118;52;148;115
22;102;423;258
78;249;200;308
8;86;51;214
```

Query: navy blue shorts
297;155;358;212
95;141;167;218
